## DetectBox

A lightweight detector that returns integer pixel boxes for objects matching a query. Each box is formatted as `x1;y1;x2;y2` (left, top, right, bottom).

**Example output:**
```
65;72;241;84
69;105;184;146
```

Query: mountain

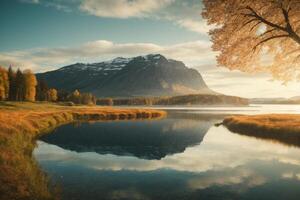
37;54;215;97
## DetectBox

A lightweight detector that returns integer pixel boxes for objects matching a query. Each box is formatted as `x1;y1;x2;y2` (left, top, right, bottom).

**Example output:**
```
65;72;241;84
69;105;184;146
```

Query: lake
34;104;300;200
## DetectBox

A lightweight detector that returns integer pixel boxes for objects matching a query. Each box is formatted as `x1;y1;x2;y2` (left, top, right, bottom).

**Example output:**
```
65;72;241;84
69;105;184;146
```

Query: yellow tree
70;89;81;104
47;89;58;102
23;69;37;101
202;0;300;82
0;67;9;100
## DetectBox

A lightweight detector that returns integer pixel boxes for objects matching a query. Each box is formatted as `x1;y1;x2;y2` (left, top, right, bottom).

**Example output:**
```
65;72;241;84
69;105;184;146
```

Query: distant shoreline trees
0;66;97;105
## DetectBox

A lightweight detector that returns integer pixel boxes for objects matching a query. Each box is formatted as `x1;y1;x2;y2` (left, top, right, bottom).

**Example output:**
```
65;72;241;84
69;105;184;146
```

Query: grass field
222;114;300;147
0;102;166;200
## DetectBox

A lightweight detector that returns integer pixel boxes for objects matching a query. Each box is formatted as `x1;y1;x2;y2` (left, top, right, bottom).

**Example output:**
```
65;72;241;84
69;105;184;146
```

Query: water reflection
34;110;300;200
40;113;214;160
225;125;300;149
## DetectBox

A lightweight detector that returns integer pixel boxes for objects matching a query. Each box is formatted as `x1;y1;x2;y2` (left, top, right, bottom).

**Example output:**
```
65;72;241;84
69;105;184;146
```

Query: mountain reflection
40;116;214;160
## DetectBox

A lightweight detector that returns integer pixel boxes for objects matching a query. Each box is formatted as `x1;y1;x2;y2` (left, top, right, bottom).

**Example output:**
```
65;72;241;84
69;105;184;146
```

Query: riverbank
0;102;166;135
0;102;166;200
222;114;300;147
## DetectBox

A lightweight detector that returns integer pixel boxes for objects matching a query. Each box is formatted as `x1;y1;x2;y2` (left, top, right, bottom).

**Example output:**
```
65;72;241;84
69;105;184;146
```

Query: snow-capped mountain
37;54;215;97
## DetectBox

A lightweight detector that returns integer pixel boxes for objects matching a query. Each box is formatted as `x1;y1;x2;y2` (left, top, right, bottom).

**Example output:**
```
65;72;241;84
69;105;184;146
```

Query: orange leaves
202;0;300;82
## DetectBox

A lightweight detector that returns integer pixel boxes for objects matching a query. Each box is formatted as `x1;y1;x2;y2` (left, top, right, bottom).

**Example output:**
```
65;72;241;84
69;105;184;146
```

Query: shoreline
0;102;166;135
0;102;166;200
222;114;300;147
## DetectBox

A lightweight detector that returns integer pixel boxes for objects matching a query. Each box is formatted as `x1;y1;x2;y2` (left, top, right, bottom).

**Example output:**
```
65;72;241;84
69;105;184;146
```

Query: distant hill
250;96;300;104
37;54;215;97
98;94;249;106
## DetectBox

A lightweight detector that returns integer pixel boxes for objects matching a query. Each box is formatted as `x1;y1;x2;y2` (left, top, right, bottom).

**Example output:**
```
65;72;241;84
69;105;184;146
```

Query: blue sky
1;0;299;98
0;0;203;51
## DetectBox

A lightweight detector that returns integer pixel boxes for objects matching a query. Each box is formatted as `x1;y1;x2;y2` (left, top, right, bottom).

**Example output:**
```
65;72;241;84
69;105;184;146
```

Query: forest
97;94;248;106
0;66;97;105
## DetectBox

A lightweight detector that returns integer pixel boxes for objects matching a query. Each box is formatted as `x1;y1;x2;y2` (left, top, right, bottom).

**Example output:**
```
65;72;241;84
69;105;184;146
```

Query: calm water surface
34;104;300;200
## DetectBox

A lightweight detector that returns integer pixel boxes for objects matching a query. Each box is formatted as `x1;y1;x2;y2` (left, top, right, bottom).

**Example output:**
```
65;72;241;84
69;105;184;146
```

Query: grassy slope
223;114;300;147
0;102;166;200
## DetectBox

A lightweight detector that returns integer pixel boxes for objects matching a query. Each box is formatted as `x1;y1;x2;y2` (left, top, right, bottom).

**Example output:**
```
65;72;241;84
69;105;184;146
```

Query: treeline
0;66;96;105
57;89;97;105
0;66;39;101
97;94;249;106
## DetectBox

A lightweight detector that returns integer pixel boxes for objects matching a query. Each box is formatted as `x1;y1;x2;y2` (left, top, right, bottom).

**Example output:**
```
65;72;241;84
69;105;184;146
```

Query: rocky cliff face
37;54;214;97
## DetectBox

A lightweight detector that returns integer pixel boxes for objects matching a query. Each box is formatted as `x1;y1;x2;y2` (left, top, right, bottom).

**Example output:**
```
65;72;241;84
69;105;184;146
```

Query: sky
0;0;300;98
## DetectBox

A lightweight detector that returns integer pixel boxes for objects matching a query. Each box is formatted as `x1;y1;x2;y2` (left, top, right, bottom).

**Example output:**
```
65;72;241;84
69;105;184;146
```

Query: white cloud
0;54;40;71
176;19;211;34
1;39;298;98
20;0;210;34
79;0;174;18
79;0;210;34
20;0;39;4
0;39;215;72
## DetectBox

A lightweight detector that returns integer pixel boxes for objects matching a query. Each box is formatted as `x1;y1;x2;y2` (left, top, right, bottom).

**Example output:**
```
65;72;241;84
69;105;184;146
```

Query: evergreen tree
15;69;25;101
8;66;16;101
57;89;69;102
36;79;48;101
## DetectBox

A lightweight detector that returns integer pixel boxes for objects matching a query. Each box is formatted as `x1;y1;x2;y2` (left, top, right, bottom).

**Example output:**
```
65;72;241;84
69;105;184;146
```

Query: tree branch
253;34;289;50
243;6;287;32
243;6;300;45
250;21;262;31
281;4;292;31
259;28;276;37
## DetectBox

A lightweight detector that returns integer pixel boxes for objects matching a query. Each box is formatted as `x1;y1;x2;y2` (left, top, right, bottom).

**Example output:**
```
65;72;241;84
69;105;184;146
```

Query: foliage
0;67;9;100
36;79;49;101
47;89;58;102
0;67;98;105
66;90;96;105
8;66;16;101
23;69;37;101
202;0;300;82
98;94;248;106
97;98;114;106
15;69;25;101
4;67;38;101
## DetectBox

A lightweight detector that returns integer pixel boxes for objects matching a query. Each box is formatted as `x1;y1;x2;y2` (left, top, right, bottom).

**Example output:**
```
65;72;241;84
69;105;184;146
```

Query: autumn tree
69;89;81;104
81;93;95;105
202;0;300;82
107;98;113;106
47;89;58;102
23;69;37;101
0;67;9;100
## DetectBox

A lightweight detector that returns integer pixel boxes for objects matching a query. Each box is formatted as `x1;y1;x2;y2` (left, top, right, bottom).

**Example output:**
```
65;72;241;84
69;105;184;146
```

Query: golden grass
0;101;166;200
222;114;300;147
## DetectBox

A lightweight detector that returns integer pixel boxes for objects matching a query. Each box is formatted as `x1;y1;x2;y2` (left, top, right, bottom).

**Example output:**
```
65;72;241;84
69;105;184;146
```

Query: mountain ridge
37;54;215;97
